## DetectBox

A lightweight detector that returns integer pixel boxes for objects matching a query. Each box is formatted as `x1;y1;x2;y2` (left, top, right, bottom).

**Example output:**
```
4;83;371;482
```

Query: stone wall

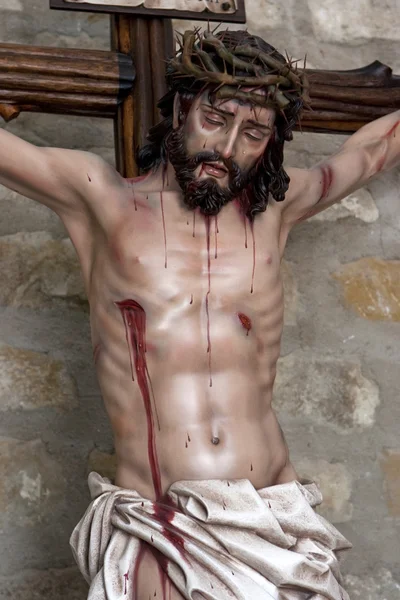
0;1;399;598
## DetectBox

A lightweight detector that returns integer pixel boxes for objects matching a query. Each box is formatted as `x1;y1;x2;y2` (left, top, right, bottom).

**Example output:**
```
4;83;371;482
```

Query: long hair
137;30;304;219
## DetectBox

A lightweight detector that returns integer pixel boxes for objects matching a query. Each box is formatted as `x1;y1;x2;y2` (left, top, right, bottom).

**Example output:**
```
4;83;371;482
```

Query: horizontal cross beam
2;46;398;133
1;38;399;177
0;42;134;122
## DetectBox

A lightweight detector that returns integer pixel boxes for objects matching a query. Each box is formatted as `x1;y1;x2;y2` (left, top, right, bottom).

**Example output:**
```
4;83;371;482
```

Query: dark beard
165;125;256;216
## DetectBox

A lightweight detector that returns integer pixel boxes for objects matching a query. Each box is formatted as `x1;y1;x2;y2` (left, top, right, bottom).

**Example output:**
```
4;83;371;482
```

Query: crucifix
1;3;400;600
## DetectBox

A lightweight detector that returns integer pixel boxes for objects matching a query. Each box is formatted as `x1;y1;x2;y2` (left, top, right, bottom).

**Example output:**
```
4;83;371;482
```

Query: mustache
186;151;242;182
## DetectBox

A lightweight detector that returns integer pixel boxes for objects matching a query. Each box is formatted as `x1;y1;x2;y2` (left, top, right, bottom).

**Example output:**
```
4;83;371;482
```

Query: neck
137;162;181;193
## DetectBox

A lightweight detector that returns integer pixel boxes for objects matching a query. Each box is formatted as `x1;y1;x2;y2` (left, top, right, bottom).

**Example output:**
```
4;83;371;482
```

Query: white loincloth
71;472;351;600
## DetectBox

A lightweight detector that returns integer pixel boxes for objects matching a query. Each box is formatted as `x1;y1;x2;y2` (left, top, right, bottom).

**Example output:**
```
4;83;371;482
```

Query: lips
202;162;228;179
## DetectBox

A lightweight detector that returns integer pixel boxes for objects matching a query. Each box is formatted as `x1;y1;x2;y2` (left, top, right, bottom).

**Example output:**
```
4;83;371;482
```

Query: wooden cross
0;1;399;179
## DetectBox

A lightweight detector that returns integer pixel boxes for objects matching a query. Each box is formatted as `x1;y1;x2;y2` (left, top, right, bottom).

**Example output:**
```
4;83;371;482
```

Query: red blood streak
160;192;167;268
250;221;256;294
149;500;187;599
214;215;218;259
205;216;212;387
244;214;248;249
124;571;129;595
116;299;162;500
319;164;334;202
238;312;252;336
190;294;193;305
87;173;91;182
384;120;399;139
129;189;149;211
192;210;196;238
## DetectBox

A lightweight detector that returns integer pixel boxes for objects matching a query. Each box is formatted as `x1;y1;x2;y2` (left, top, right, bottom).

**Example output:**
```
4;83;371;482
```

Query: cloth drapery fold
71;473;351;600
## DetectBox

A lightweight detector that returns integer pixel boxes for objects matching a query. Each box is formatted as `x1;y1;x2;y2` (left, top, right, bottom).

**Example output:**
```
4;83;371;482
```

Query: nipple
211;436;220;445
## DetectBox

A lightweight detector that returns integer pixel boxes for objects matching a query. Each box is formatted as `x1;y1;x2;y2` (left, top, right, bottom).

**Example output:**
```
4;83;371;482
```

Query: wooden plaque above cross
0;1;399;178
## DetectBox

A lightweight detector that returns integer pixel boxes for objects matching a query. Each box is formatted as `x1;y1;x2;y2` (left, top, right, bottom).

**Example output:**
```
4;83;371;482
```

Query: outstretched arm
0;127;128;224
280;110;400;225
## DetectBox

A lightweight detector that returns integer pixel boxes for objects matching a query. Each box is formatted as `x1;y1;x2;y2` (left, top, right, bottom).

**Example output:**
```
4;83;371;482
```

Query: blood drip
160;192;167;268
190;294;193;305
133;192;137;211
214;215;218;259
243;214;248;249
250;222;256;293
116;300;162;500
205;217;212;387
192;210;196;238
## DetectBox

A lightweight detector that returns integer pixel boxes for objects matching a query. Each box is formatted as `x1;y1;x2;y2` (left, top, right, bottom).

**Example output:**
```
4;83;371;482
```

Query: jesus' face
167;91;276;215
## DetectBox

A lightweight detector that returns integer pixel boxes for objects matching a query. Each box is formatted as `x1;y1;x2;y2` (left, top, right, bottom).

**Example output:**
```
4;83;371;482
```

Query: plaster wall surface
0;1;399;597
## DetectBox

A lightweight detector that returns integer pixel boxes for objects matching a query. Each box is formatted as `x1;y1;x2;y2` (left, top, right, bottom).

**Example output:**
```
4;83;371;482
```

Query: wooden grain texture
1;38;399;140
149;18;170;124
0;42;134;122
111;14;137;177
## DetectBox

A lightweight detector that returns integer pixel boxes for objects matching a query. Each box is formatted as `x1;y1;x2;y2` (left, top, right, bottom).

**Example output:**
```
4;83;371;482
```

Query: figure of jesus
1;28;399;600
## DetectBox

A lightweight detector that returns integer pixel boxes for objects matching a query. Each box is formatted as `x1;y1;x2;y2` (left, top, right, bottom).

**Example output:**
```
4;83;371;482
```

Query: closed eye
205;115;225;126
245;131;265;141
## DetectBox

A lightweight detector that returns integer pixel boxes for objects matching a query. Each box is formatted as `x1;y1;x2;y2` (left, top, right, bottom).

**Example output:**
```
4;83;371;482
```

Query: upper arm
280;112;400;226
0;128;128;225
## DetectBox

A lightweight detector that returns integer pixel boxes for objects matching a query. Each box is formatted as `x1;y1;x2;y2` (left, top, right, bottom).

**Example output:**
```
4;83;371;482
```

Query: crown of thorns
168;30;309;112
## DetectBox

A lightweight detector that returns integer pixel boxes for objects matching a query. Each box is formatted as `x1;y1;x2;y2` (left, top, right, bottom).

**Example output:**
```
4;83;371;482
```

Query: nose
216;126;239;159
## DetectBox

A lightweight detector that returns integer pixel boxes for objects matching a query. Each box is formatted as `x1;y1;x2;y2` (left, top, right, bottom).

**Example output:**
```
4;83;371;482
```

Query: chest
98;196;282;310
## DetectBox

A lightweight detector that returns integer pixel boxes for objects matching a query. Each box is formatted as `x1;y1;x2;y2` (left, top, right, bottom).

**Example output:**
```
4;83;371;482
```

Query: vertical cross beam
111;15;173;177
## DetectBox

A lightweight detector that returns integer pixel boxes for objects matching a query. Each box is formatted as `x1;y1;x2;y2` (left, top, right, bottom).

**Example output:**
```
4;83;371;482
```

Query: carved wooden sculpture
1;8;400;599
